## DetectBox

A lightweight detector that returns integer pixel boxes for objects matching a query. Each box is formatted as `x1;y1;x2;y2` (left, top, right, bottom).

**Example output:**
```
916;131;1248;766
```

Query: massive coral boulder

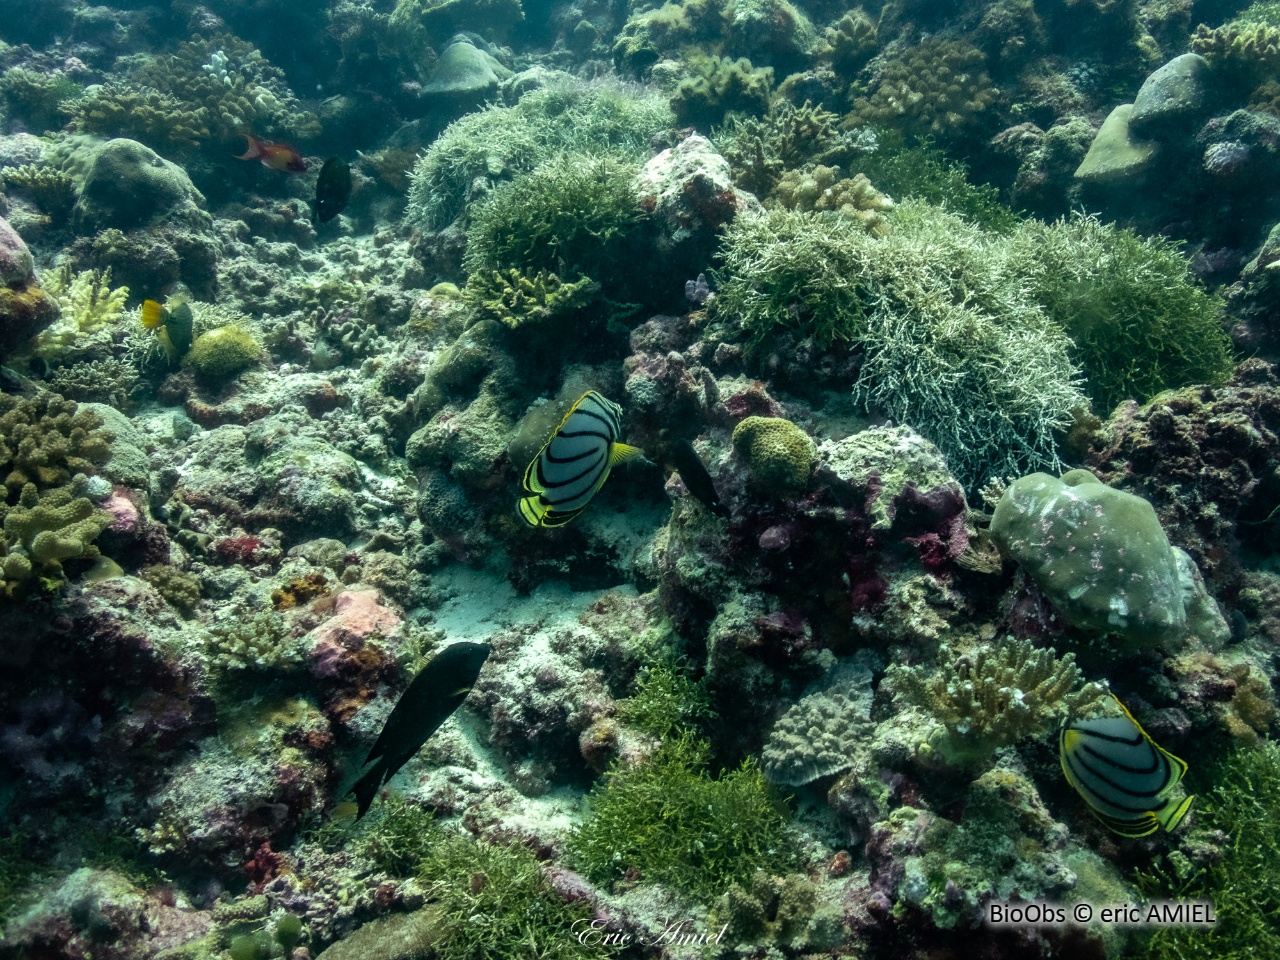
990;469;1227;651
72;138;207;233
0;214;59;358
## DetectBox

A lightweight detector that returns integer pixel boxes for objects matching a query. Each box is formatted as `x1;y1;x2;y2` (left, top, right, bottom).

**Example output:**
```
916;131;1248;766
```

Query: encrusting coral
890;635;1107;765
462;268;601;331
761;661;874;785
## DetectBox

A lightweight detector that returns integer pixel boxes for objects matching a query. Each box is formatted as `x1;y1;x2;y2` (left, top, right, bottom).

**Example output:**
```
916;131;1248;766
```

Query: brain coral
732;415;815;493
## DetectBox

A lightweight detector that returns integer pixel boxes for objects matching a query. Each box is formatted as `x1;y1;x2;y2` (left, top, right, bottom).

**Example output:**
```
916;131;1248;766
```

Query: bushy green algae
713;201;1084;490
618;658;714;740
406;78;672;231
462;153;644;284
1136;741;1280;960
1009;214;1234;415
568;731;794;902
418;833;602;960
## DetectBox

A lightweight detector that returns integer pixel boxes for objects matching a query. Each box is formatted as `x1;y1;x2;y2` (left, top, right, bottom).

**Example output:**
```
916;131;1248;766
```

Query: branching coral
0;165;76;221
815;8;879;73
65;83;210;150
769;165;893;235
203;611;304;673
612;0;731;75
130;34;319;146
0;68;81;133
715;99;851;196
2;483;111;585
406;79;671;230
0;391;112;498
890;635;1107;765
1009;213;1233;414
462;268;601;330
848;38;998;140
45;359;140;409
33;267;130;361
1192;20;1280;86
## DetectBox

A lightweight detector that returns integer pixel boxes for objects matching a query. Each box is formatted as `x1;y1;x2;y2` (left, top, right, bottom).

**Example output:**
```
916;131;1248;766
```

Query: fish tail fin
140;299;166;329
609;442;643;467
1157;794;1195;833
518;495;549;527
351;765;384;820
236;135;263;160
157;328;178;363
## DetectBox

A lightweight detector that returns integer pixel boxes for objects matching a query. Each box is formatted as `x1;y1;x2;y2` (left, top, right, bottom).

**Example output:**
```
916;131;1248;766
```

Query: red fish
237;134;306;173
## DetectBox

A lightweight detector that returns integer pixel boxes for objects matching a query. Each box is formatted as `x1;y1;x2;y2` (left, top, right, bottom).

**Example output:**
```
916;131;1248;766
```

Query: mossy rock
72;138;206;233
1074;104;1159;185
732;415;814;493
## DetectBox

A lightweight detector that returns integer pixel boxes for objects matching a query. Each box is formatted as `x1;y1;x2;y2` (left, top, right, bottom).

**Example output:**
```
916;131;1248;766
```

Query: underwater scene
2;0;1280;957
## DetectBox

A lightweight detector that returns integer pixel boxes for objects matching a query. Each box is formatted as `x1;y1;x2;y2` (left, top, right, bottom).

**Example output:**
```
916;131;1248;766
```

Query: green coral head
731;415;815;494
183;324;261;383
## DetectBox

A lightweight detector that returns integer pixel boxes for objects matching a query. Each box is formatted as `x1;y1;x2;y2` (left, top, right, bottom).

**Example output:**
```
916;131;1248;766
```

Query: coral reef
0;214;60;357
731;415;815;494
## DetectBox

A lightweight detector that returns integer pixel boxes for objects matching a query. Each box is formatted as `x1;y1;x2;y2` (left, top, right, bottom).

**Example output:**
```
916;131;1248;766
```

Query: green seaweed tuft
568;732;794;901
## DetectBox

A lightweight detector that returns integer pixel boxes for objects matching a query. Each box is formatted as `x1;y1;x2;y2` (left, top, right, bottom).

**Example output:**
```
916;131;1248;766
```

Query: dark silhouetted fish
351;640;490;818
316;157;352;223
666;437;729;519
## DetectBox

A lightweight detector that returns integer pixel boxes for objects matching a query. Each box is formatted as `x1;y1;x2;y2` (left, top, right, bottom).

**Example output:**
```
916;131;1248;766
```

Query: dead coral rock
0;214;59;357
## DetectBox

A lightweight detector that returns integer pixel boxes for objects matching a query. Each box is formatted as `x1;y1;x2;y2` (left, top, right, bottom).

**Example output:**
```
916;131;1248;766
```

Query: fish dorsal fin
1108;694;1188;791
609;442;643;467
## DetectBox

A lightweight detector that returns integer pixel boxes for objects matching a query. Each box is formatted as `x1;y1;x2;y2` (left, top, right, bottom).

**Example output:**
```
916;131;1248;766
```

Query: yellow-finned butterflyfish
518;390;641;528
1060;694;1195;838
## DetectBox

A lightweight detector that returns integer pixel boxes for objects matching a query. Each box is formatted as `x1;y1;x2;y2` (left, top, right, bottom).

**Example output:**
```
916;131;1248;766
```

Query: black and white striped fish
1060;694;1194;838
518;391;641;528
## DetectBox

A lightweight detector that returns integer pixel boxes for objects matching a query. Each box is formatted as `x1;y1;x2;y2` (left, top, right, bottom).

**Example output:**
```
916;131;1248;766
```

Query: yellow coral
769;165;893;235
1192;21;1280;81
732;416;815;493
34;267;130;360
891;635;1108;765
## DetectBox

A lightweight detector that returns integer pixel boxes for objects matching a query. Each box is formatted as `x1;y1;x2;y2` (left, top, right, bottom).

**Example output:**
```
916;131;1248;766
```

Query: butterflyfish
518;391;642;528
1059;694;1195;838
350;640;490;819
141;299;194;361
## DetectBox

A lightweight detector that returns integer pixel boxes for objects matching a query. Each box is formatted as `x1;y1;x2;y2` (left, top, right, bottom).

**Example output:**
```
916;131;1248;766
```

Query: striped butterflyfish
1060;694;1195;838
518;391;641;528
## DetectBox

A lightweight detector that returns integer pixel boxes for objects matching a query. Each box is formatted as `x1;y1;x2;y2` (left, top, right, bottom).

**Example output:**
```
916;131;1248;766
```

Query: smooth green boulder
421;40;511;103
1129;54;1210;136
1074;105;1158;185
990;469;1222;651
